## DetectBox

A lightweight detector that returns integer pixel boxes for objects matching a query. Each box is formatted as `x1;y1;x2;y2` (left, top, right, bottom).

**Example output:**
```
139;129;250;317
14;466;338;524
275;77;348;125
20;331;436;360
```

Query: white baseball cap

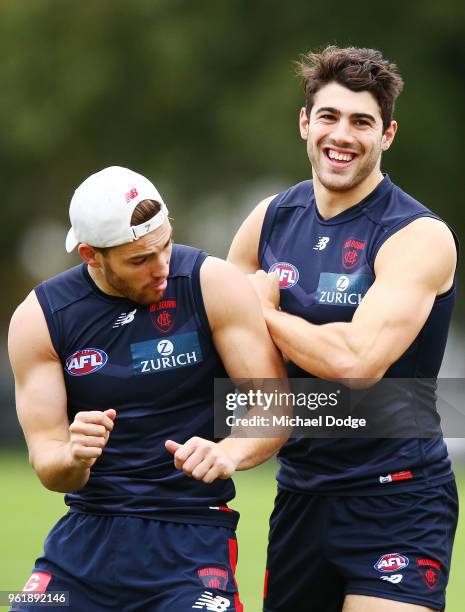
65;166;169;252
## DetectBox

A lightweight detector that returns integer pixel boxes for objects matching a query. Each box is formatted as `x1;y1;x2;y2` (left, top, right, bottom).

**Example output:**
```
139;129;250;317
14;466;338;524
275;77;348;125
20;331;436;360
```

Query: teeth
328;150;354;162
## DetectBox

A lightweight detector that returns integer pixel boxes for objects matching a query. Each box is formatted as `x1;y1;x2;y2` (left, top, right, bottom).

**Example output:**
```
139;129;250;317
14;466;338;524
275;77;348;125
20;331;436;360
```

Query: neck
313;169;384;219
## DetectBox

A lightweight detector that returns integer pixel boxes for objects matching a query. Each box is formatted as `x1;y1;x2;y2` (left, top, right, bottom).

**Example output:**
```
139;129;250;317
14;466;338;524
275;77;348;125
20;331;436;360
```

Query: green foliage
0;2;464;322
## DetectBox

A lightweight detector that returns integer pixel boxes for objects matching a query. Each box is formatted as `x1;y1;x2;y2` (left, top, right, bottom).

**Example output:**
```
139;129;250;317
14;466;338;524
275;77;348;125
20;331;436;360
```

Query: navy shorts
264;481;458;611
11;512;243;611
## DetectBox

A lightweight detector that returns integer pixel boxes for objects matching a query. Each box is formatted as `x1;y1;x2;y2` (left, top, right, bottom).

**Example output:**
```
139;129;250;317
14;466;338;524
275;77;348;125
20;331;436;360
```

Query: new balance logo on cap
125;188;138;203
192;591;230;610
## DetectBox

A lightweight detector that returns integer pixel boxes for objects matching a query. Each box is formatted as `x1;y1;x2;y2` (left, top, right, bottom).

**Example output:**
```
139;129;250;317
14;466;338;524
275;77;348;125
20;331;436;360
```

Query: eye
354;119;370;127
132;256;148;265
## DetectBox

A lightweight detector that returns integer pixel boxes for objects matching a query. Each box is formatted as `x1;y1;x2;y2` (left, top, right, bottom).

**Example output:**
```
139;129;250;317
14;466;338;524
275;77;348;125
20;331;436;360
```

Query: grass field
0;452;463;610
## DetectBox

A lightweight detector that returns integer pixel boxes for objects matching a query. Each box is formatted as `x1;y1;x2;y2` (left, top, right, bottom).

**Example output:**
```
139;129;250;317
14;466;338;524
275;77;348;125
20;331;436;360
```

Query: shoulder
10;290;45;328
200;256;248;286
375;217;457;291
169;244;206;277
227;195;277;272
378;216;456;257
199;257;261;330
9;291;57;370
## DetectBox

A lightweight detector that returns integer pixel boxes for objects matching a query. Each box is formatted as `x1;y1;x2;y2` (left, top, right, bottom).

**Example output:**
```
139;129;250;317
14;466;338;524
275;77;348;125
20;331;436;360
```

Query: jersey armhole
370;213;443;263
258;195;280;267
370;213;459;298
34;283;63;357
190;251;215;344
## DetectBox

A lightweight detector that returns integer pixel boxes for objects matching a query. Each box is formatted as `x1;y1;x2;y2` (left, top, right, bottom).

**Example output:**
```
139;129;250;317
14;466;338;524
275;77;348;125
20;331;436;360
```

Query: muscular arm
8;292;115;492
252;218;457;383
166;257;288;483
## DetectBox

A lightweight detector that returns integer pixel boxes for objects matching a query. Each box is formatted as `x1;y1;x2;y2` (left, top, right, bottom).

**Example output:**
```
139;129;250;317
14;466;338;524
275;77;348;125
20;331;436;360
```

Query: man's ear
381;120;397;151
78;243;102;268
299;107;310;140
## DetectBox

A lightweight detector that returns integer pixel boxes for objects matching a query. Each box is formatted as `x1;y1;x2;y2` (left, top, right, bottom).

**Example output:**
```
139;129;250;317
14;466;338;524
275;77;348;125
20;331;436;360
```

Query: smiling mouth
324;147;358;165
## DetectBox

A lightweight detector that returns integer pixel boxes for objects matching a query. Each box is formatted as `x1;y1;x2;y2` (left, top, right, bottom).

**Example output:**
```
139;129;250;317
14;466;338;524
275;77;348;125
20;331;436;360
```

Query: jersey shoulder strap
258;180;313;263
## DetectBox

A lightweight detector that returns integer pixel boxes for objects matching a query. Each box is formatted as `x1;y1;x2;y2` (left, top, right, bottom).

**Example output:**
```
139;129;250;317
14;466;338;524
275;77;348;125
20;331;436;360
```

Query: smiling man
228;47;458;612
8;166;287;611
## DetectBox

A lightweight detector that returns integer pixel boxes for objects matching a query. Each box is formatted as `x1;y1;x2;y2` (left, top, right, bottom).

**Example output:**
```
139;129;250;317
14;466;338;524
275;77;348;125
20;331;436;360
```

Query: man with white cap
8;166;286;611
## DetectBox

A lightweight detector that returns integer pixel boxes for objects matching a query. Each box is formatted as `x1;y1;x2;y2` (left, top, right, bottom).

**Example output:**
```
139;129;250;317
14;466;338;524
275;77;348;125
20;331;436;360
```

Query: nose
329;118;355;147
150;256;170;279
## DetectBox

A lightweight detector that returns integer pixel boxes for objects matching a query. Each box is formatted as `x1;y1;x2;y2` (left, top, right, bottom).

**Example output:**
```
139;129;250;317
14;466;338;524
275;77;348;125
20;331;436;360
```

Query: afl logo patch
65;348;108;376
374;553;409;573
269;262;299;289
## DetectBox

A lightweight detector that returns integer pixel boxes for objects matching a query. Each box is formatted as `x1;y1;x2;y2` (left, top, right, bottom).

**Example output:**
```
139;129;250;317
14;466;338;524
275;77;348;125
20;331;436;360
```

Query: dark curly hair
296;46;404;131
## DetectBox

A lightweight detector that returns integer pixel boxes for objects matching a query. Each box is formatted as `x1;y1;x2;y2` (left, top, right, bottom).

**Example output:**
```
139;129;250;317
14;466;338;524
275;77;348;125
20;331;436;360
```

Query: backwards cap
65;166;169;252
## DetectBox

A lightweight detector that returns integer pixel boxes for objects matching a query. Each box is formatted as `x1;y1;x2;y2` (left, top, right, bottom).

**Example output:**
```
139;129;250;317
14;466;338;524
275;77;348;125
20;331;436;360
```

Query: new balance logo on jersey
313;236;330;250
113;309;137;328
380;574;403;584
192;591;230;610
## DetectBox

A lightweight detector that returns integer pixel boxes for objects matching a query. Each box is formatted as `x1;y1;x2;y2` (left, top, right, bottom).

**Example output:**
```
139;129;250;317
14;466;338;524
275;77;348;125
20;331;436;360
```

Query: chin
142;289;166;306
320;175;358;192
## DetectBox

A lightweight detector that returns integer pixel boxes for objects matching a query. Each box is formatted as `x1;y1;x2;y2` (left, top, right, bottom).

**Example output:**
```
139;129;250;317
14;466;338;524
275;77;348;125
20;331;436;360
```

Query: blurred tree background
0;0;464;438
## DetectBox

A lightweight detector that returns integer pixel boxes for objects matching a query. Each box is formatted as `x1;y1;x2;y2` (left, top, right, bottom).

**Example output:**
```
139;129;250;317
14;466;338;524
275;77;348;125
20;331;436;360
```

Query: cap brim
65;227;79;253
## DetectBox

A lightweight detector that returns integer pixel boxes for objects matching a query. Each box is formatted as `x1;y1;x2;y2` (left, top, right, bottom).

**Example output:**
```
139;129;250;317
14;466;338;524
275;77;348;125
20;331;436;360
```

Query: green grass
0;452;463;610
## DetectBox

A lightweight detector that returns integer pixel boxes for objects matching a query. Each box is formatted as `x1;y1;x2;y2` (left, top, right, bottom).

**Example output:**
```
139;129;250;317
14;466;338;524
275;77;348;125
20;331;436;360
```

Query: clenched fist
68;409;116;468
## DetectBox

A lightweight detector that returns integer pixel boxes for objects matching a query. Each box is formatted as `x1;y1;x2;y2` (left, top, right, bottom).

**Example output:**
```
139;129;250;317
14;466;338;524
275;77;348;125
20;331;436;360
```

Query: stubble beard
102;263;165;305
310;142;382;193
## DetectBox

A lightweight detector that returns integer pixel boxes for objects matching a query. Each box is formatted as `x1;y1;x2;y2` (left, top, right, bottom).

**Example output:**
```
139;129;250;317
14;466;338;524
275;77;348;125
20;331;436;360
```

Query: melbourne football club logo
374;553;409;573
65;348;108;376
150;298;177;333
269;262;299;289
417;559;441;589
197;567;229;590
342;237;366;270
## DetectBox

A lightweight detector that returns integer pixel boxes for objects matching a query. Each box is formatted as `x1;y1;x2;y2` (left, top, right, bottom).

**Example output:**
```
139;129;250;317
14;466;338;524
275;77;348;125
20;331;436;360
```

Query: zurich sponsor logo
131;331;203;375
269;262;299;289
335;275;350;291
316;272;374;307
374;553;409;573
65;348;108;376
157;339;174;356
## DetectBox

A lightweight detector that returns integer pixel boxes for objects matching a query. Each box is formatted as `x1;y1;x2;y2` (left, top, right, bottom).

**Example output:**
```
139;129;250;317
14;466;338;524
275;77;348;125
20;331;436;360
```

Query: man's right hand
68;409;116;468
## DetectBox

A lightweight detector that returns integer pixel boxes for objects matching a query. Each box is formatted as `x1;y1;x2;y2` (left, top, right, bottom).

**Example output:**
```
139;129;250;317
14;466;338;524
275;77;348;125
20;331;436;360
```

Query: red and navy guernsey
35;245;238;528
259;175;457;495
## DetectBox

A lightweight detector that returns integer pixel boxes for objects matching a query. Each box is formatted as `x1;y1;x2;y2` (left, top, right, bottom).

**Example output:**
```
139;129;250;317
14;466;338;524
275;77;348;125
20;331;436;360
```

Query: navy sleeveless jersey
259;175;457;494
35;244;238;528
